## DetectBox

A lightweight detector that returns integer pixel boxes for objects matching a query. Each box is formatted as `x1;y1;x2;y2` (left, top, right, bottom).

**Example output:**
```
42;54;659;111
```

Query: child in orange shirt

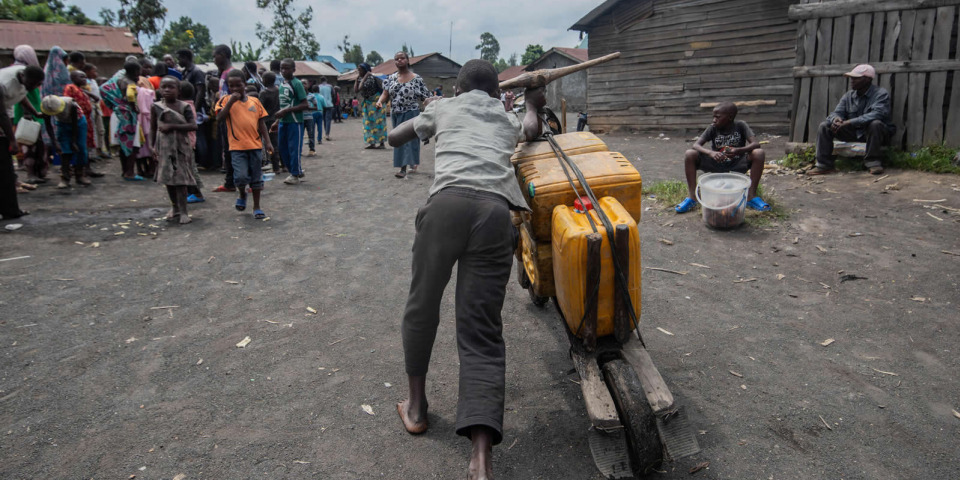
215;70;273;219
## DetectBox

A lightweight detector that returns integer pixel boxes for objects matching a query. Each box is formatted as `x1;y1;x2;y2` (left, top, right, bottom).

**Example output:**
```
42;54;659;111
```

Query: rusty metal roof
498;65;528;83
338;53;461;82
0;20;143;56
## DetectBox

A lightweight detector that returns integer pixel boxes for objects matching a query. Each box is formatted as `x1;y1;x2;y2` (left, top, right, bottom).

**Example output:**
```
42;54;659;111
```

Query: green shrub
643;180;688;207
777;144;960;174
779;148;816;169
885;145;960;174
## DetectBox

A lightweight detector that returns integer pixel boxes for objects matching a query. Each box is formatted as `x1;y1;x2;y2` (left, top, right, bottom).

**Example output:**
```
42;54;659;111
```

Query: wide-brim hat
41;95;65;116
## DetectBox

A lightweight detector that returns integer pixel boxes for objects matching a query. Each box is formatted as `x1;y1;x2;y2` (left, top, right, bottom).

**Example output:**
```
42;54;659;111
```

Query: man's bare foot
165;209;180;221
468;445;493;480
396;400;428;434
179;215;192;224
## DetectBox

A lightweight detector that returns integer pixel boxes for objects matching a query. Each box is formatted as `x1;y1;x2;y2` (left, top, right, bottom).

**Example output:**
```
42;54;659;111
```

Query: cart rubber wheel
542;107;563;135
517;263;548;307
529;288;549;308
517;259;531;289
602;359;664;477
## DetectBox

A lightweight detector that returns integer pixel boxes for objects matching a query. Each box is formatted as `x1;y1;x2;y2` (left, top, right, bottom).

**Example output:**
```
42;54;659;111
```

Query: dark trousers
304;115;317;151
816;120;892;169
401;187;519;445
220;121;234;188
1;137;24;218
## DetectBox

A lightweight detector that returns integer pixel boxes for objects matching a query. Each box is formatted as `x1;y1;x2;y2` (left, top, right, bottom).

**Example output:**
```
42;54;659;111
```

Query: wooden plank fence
789;0;960;147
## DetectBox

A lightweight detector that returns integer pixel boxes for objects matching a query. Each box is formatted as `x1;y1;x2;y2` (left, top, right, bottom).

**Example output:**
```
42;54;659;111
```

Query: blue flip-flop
747;197;771;212
235;197;246;211
187;194;205;204
123;175;145;181
675;197;697;213
254;209;266;219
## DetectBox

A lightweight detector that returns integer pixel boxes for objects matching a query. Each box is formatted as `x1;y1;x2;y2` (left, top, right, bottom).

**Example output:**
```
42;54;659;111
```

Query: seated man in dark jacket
809;64;896;175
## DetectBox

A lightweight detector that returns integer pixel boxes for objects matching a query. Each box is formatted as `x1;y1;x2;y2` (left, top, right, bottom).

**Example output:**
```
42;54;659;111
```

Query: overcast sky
74;0;592;64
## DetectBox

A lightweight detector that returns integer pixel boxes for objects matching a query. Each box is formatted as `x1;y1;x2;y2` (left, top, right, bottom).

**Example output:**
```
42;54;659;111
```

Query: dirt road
2;118;958;479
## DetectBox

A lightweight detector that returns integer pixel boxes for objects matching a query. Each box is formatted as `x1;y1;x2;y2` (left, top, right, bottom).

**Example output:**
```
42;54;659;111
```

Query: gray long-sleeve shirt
827;84;896;138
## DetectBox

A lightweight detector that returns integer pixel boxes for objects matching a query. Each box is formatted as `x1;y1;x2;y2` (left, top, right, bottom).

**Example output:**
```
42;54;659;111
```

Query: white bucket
696;172;749;229
15;118;41;146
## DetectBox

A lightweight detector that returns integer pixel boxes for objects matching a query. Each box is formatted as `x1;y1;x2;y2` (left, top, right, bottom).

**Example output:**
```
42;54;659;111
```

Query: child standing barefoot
150;76;198;224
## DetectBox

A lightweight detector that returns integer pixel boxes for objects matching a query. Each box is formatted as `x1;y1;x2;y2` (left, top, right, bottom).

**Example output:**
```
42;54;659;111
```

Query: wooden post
892;10;917;148
613;224;632;345
922;6;955;145
561;98;567;134
582;233;602;351
907;9;936;147
946;9;960;145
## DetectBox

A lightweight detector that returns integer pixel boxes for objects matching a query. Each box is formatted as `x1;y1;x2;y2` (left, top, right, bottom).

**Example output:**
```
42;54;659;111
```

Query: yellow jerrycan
552;197;641;339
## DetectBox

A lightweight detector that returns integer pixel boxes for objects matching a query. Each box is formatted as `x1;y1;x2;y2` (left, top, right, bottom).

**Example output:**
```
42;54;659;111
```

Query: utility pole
449;21;453;58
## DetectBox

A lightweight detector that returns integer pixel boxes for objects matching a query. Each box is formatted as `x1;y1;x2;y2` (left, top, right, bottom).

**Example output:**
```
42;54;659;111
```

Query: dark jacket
827;84;896;138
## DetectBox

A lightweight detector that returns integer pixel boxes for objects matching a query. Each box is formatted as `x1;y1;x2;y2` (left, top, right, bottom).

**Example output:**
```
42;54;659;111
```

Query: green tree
98;7;114;26
401;43;414;57
475;32;500;63
230;40;264;62
149;16;213;62
337;35;363;64
337;35;351;62
494;58;509;73
0;0;96;24
113;0;167;47
521;44;544;65
366;51;383;67
508;52;518;67
256;0;319;59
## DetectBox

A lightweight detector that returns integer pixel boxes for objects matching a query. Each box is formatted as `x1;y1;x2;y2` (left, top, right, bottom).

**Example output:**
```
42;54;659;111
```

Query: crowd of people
0;43;392;220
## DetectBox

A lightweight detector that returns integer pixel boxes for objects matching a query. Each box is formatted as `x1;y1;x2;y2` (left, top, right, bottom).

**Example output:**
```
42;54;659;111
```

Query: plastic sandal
254;209;266;219
212;185;232;192
235;197;246;211
123;175;145;181
747;197;771;212
187;194;205;204
675;197;697;214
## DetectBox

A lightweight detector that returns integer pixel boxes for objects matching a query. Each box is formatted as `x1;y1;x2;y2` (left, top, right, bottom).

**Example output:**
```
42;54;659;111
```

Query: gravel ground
1;117;958;479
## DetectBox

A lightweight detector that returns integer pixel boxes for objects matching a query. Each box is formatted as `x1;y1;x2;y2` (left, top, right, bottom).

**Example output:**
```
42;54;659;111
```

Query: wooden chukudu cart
504;53;700;478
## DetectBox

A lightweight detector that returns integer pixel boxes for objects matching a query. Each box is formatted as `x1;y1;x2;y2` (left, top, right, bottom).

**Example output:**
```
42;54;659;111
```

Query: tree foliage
494;58;509;73
0;0;97;24
115;0;167;46
337;35;363;64
521;44;544;65
400;43;414;57
475;32;500;63
366;51;383;67
508;52;518;67
230;40;264;62
98;7;114;26
149;16;213;63
255;0;320;60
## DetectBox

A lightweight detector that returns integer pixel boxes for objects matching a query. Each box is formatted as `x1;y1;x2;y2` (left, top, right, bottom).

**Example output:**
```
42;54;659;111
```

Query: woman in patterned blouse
377;52;432;178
